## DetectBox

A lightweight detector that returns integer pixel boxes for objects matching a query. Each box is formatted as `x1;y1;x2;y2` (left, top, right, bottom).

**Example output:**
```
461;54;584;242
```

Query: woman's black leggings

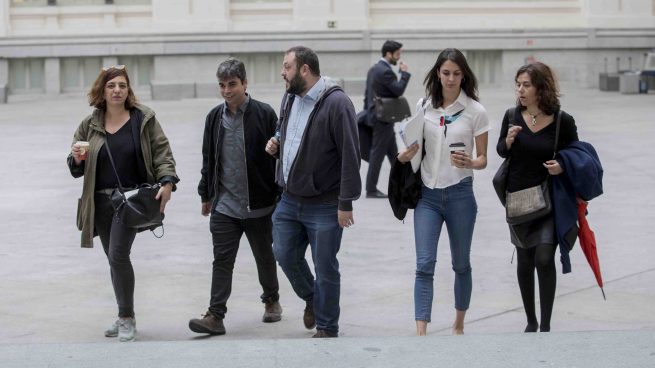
94;193;138;318
516;244;557;332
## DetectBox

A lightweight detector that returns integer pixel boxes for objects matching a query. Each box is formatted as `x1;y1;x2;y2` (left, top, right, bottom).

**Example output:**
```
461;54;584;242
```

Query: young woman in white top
397;48;489;335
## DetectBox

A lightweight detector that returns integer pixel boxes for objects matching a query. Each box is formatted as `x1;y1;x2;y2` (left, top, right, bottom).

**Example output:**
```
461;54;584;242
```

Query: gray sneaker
104;320;119;337
118;317;137;342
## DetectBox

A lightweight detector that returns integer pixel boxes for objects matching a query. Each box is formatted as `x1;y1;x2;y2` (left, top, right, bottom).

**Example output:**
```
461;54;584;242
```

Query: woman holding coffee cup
396;48;489;335
67;65;179;342
497;62;578;333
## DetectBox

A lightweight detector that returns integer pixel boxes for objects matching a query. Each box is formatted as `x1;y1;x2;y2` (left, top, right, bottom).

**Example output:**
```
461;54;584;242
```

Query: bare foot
416;320;427;336
452;309;466;335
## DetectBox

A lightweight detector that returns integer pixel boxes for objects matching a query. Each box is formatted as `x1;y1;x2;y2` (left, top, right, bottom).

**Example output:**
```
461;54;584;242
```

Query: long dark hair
515;62;560;115
423;48;478;108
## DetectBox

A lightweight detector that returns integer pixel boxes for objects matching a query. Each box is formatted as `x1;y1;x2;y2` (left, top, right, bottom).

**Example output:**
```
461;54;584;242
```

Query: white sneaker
104;320;119;337
118;317;137;342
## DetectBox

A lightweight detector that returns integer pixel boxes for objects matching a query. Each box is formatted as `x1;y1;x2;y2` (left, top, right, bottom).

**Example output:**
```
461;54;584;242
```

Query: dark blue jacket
363;59;411;125
276;82;361;211
552;141;604;273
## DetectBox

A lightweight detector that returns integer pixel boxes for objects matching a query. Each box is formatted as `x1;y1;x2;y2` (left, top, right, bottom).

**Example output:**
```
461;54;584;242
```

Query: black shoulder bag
104;135;164;234
374;95;411;123
492;108;516;206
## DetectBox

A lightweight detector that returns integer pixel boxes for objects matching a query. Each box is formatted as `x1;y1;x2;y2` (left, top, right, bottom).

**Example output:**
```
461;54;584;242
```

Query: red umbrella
577;199;606;300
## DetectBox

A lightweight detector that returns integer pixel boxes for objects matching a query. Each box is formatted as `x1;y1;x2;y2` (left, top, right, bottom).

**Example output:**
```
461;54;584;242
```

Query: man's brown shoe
188;312;226;335
303;302;316;330
312;330;338;338
262;300;282;323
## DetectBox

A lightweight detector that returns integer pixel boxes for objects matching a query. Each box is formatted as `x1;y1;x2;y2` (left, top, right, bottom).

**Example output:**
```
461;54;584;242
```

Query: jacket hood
317;77;343;101
89;104;155;132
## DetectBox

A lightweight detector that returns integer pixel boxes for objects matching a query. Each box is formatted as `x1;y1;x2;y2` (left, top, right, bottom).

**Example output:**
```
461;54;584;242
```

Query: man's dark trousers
208;210;280;319
366;120;398;193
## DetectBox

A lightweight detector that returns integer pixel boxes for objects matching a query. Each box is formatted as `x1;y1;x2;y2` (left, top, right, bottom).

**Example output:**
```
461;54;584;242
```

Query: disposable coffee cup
77;141;90;159
449;142;465;167
449;142;465;152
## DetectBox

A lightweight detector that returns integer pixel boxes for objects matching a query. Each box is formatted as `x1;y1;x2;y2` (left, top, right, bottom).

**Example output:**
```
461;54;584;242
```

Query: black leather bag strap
502;106;516;164
103;135;125;192
552;110;562;159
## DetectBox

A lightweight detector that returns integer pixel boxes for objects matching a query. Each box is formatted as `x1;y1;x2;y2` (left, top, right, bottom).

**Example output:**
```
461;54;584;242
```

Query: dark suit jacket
363;59;411;125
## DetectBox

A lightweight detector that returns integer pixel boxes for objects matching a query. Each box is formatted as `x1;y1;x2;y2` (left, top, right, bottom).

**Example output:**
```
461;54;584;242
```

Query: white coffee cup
77;141;90;160
449;142;465;167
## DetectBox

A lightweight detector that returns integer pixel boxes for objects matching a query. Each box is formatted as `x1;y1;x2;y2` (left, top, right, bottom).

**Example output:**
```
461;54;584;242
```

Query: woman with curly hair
497;62;578;332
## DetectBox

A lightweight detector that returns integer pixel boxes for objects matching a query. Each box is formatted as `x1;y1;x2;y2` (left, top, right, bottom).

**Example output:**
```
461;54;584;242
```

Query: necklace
527;111;542;126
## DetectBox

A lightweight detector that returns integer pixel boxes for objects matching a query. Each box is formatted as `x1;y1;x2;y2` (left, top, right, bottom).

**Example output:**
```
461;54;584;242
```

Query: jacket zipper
242;113;251;213
285;88;331;188
211;110;222;211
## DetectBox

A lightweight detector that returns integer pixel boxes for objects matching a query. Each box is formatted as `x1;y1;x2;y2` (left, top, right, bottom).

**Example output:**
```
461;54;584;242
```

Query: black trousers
366;121;398;193
94;193;138;318
208;211;280;319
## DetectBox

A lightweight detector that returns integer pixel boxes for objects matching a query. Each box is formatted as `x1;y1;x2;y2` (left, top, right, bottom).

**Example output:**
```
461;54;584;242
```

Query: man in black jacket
265;46;361;338
363;40;411;198
190;58;282;336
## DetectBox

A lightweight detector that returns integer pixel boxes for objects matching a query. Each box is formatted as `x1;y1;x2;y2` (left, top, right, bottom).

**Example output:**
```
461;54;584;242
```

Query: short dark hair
515;62;561;116
381;40;403;57
216;57;247;83
87;66;137;110
286;46;320;76
423;48;479;108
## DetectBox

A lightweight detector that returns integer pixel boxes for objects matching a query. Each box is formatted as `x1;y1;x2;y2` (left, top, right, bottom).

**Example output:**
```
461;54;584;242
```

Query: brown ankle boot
189;312;226;335
263;299;283;323
303;301;316;330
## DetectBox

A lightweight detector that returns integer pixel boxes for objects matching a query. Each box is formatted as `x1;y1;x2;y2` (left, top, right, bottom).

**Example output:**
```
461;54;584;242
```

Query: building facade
0;0;654;102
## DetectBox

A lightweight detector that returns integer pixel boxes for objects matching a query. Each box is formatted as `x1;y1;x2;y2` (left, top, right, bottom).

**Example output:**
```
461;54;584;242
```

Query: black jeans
366;121;398;193
208;211;279;319
94;193;137;318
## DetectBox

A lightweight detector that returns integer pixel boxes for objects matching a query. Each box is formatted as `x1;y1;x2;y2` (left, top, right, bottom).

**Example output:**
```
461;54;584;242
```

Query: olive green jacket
68;104;178;248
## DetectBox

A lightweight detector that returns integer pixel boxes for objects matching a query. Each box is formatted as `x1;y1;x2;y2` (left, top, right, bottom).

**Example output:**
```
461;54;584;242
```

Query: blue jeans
414;177;477;322
272;193;343;334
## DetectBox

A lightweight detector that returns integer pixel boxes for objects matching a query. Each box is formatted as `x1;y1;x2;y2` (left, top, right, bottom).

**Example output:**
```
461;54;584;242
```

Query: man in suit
363;40;411;198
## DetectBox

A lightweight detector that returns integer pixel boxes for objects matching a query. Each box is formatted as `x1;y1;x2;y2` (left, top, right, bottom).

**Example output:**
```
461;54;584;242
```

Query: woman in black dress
497;62;578;332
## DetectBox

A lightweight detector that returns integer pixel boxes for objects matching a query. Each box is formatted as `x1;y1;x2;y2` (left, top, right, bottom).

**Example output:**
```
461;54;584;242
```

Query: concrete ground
0;85;654;367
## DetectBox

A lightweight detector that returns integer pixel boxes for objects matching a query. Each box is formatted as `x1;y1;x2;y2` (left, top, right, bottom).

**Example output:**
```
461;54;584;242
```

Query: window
466;50;502;85
61;57;102;92
11;0;150;6
117;56;153;87
8;59;45;93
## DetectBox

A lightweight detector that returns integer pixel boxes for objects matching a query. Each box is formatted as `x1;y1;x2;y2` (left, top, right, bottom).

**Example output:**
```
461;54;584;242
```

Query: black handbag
503;110;561;225
103;136;164;232
110;184;164;230
492;107;516;206
374;96;411;123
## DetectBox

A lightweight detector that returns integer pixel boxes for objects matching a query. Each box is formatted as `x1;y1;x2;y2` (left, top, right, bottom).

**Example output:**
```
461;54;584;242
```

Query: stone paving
0;86;653;367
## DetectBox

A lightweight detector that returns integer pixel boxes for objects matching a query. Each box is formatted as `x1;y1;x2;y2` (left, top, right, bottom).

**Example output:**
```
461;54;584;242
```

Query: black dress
497;107;578;248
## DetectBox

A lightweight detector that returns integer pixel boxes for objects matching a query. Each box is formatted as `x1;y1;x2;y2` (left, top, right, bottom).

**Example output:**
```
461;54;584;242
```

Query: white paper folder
398;112;425;173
